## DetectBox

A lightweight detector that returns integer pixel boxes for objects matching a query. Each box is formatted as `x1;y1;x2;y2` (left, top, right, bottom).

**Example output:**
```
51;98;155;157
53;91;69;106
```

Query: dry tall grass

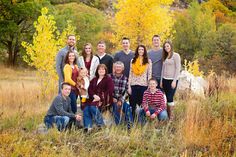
0;66;235;157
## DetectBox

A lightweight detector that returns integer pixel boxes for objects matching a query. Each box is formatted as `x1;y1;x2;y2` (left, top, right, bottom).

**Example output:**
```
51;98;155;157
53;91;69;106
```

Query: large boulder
177;70;208;97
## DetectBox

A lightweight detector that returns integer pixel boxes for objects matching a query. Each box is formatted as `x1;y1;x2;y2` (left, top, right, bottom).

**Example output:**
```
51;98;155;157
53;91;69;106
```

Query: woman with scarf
128;45;152;118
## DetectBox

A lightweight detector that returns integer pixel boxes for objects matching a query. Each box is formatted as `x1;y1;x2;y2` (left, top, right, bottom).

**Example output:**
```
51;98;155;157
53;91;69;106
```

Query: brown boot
167;104;174;121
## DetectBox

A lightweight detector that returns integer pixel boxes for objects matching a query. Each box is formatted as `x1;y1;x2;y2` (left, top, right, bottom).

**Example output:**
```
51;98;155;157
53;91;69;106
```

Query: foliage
114;0;175;50
22;7;77;96
0;0;50;66
183;59;204;77
55;2;109;51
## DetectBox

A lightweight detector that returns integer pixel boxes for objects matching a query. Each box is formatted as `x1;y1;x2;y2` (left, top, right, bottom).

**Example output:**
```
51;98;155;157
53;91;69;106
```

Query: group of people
44;34;181;132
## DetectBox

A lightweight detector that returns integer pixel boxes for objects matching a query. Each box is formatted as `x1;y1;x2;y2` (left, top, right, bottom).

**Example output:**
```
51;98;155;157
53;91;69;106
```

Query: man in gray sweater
148;35;163;88
56;35;80;93
44;82;82;131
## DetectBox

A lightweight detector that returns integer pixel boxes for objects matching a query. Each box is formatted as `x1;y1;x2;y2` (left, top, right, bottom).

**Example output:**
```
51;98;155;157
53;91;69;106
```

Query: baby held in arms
76;68;90;109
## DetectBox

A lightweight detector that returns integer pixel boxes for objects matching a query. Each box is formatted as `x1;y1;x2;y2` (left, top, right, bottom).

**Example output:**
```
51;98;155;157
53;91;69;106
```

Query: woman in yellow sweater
63;50;80;113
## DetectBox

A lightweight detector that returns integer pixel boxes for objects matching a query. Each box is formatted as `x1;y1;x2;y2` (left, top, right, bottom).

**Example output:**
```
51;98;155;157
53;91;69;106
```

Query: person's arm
88;79;96;100
119;77;128;103
107;77;114;105
63;64;76;86
142;91;149;112
128;60;133;94
56;51;63;80
54;97;75;118
160;61;165;87
147;59;152;81
154;91;166;116
109;56;114;74
173;53;181;82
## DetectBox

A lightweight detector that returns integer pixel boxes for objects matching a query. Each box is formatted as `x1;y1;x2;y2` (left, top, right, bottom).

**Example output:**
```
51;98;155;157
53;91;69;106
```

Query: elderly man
110;61;133;129
44;82;82;131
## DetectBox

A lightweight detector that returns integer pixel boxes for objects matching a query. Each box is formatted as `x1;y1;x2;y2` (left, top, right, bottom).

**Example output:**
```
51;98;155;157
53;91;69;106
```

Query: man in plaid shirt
139;78;168;125
110;61;133;128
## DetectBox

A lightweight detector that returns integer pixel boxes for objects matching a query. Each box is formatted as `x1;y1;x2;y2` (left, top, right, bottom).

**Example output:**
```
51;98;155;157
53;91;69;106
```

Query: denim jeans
69;90;78;114
83;105;105;129
112;102;133;129
44;115;70;131
138;108;168;125
130;85;147;118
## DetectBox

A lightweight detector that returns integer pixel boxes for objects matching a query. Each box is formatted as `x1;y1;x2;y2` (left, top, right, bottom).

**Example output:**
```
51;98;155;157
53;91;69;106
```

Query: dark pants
83;105;105;129
69;90;78;114
112;102;133;129
162;79;178;103
138;108;168;125
130;85;147;118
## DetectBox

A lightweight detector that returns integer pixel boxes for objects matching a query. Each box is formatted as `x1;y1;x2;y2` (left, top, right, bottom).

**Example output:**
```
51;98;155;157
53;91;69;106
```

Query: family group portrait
0;0;236;156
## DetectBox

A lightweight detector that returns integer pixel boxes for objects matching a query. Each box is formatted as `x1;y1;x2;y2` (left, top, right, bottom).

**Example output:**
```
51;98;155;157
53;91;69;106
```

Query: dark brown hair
162;40;173;61
64;50;77;65
122;37;130;41
61;82;71;89
95;64;108;78
152;35;160;41
132;45;148;65
81;43;93;61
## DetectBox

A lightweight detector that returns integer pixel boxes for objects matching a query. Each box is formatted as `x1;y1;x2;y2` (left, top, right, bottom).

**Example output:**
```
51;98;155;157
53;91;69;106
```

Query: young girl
160;40;181;120
76;68;90;109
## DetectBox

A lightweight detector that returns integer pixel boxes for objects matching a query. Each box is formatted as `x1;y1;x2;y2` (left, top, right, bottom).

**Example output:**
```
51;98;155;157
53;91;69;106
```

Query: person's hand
146;111;151;117
150;113;156;119
171;81;176;89
93;94;100;102
128;86;132;95
117;100;122;106
160;82;163;88
75;114;82;121
113;98;118;103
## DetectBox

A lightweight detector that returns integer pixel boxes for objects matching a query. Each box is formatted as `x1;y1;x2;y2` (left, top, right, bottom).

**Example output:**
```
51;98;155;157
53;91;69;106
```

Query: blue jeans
83;105;105;129
112;102;133;129
44;115;70;131
69;90;78;114
130;85;147;118
138;108;168;125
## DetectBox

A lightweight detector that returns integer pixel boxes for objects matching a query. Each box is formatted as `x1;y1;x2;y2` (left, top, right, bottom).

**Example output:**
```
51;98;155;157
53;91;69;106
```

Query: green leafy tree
0;0;50;66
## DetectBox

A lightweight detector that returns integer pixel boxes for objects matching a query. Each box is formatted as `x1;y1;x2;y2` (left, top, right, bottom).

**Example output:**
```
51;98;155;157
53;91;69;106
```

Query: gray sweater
46;94;75;118
148;48;163;79
56;46;80;81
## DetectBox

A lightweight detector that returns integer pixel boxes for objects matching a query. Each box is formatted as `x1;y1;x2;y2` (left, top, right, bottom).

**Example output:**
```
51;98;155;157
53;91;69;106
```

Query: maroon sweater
87;76;114;110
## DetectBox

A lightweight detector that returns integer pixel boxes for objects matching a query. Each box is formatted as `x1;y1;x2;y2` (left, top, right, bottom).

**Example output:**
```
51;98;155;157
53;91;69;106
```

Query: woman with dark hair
83;64;114;131
128;45;152;118
160;40;181;120
63;50;80;114
78;43;100;80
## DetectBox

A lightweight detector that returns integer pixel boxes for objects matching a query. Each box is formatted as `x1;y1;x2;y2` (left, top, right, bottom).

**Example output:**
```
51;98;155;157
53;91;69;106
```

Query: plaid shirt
110;74;128;103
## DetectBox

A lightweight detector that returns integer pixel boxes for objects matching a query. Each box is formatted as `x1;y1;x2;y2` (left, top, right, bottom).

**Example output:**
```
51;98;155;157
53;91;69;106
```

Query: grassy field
0;66;236;157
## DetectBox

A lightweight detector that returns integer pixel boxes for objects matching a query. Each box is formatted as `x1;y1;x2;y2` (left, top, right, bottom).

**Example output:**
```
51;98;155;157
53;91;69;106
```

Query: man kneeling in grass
44;82;82;131
138;78;168;125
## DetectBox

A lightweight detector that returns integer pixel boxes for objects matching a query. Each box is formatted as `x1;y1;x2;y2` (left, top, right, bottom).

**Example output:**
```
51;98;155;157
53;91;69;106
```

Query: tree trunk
13;37;19;66
7;41;14;66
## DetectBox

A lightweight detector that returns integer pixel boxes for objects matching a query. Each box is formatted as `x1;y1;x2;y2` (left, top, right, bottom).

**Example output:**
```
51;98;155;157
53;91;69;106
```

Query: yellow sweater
63;64;79;86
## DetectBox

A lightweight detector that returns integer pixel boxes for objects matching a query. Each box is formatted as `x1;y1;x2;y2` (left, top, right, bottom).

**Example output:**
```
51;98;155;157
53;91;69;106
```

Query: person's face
164;43;171;53
114;65;124;75
138;46;145;56
61;85;71;97
97;43;106;54
149;80;157;90
98;67;106;76
67;36;76;47
68;52;75;63
152;37;161;48
85;45;92;55
80;69;87;77
122;39;130;51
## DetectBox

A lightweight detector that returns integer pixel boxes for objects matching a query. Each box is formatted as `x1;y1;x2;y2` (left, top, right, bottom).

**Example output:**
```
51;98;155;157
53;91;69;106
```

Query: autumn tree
22;7;77;96
114;0;174;49
0;0;50;66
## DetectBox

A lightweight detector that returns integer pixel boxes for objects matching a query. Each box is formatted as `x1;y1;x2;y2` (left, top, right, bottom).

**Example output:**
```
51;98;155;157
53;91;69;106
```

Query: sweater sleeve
107;77;114;105
54;97;75;118
154;91;166;116
88;78;96;99
128;60;133;86
148;59;152;81
173;53;181;82
142;91;149;112
56;50;64;80
63;64;76;86
160;61;165;84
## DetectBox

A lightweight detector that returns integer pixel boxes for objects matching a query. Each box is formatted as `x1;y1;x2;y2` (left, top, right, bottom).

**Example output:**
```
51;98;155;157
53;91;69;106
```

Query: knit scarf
132;57;148;76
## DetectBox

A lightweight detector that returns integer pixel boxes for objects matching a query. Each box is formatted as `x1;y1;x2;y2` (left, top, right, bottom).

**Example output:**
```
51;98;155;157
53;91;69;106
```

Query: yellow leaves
114;0;174;49
184;59;204;77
